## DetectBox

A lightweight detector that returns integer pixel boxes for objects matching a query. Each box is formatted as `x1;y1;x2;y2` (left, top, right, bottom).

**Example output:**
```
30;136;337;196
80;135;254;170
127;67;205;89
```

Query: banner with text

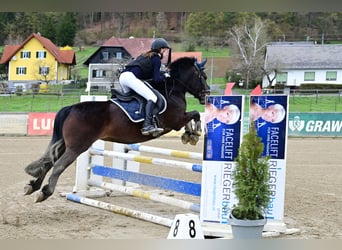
250;95;289;221
27;112;56;136
288;112;342;136
200;95;244;224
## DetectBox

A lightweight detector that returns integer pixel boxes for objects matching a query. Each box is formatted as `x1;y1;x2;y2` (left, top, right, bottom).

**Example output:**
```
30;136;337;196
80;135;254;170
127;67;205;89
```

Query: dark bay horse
24;57;209;202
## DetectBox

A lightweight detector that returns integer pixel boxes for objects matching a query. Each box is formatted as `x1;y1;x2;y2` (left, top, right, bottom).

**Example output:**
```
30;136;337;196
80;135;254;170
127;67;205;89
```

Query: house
262;42;342;89
84;36;153;91
0;32;76;92
84;36;204;91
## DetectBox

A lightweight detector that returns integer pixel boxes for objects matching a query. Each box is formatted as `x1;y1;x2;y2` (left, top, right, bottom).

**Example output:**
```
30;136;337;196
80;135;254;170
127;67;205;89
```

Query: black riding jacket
124;53;166;83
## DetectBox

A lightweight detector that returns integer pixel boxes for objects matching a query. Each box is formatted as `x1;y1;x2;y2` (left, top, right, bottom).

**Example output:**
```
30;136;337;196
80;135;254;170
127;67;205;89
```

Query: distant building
84;36;203;91
84;36;153;91
0;33;76;92
262;42;342;88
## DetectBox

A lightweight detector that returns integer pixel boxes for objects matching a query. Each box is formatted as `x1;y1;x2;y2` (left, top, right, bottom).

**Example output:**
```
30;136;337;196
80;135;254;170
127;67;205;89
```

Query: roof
171;52;202;62
0;33;76;65
265;43;342;70
103;36;153;59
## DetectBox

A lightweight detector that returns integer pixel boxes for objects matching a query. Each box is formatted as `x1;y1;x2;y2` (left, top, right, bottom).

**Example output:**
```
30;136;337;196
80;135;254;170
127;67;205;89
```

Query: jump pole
71;141;204;232
66;193;173;227
89;148;202;172
125;143;203;160
88;179;200;213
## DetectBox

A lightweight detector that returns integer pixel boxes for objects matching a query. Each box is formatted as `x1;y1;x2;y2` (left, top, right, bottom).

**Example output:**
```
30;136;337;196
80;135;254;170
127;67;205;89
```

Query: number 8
189;219;196;238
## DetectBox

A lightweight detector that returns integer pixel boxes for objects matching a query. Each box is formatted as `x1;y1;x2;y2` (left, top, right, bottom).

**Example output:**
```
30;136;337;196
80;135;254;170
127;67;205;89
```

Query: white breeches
119;71;157;103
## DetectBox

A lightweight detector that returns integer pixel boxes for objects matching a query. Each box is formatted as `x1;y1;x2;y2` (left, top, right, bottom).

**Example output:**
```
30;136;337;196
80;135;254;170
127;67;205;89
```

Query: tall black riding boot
141;100;164;136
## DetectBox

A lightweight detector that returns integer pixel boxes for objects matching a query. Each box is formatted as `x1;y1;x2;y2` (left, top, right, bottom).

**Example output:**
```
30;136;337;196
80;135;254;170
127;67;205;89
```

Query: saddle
109;83;167;123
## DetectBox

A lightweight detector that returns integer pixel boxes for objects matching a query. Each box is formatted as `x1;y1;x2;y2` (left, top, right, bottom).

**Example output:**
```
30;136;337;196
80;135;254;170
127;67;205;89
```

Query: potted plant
229;122;271;239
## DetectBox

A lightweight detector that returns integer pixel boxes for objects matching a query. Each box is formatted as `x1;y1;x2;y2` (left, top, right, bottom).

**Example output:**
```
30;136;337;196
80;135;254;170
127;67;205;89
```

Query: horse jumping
24;57;209;202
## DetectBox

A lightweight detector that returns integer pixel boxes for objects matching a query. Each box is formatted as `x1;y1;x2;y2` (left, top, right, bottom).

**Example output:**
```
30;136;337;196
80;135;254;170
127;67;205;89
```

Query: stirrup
141;125;164;136
151;128;164;137
141;125;157;135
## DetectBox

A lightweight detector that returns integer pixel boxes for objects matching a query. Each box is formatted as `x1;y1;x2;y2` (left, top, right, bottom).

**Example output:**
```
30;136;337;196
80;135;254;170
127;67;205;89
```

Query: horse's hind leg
35;148;78;202
25;143;53;178
24;140;65;196
24;148;54;195
24;161;53;195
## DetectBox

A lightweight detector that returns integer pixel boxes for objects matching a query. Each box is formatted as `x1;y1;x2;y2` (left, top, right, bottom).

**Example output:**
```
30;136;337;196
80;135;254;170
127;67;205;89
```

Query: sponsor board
200;95;244;224
27;112;56;136
250;95;289;220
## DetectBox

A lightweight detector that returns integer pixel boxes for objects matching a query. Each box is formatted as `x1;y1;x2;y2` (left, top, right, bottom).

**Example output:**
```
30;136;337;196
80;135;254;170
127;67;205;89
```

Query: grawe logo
288;116;305;132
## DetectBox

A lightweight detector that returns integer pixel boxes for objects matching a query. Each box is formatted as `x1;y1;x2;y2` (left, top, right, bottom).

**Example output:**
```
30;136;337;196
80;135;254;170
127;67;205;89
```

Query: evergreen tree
56;12;77;46
42;14;58;43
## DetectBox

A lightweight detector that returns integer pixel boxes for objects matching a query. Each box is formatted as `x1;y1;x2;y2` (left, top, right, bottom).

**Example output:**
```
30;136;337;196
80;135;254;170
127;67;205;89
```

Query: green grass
2;93;342;113
288;95;342;112
73;46;98;79
2;45;342;113
0;94;83;112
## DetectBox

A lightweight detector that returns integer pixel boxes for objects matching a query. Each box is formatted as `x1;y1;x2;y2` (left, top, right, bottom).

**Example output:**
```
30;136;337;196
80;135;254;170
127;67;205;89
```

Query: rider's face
160;48;167;54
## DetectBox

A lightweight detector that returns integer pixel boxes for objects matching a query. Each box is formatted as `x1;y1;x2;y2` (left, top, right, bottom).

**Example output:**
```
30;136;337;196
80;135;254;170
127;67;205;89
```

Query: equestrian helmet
151;38;170;50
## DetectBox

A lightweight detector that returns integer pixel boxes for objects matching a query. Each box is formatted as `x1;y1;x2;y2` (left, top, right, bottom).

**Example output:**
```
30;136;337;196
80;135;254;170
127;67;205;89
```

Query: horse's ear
195;58;207;71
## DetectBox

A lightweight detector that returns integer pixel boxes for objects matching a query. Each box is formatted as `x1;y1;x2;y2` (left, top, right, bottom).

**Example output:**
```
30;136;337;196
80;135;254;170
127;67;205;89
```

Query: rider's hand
164;72;171;78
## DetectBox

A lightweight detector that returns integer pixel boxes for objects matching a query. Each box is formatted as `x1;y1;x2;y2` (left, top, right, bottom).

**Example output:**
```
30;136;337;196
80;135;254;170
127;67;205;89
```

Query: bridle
158;58;210;104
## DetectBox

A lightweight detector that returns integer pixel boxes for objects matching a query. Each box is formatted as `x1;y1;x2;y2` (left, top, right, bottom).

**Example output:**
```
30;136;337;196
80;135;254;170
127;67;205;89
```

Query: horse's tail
49;105;73;163
52;105;72;144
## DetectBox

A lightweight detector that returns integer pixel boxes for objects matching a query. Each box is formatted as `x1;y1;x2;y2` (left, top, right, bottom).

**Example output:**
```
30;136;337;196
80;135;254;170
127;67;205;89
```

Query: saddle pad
109;98;145;123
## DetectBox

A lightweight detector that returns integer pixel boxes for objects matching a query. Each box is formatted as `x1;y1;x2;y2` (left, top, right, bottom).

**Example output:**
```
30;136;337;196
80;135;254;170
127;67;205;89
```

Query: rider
119;38;171;136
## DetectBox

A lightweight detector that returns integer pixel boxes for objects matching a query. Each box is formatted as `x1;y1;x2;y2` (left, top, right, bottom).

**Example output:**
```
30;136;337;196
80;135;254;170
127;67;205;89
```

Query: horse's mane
168;57;195;76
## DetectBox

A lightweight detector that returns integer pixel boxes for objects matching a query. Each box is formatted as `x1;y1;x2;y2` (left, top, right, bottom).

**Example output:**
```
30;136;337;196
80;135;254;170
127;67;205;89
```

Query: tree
33;59;56;85
41;13;61;43
56;13;77;46
227;16;270;89
185;12;237;47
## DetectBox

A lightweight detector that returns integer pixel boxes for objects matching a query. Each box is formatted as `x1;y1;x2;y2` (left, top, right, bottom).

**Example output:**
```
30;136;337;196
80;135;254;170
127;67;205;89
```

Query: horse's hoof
189;135;199;145
35;192;47;203
181;134;190;144
24;184;34;195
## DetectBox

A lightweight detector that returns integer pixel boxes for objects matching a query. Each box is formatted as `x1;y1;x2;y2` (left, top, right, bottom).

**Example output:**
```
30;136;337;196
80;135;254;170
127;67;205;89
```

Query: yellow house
0;32;76;91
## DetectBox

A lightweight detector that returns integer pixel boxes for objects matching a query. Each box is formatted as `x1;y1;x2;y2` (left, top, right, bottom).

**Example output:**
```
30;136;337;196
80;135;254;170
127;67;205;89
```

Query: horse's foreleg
181;111;202;145
181;122;192;144
35;148;78;202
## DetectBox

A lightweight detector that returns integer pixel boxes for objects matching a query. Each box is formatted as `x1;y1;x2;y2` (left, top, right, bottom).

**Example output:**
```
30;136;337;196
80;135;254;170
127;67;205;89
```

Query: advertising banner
288;112;342;137
27;112;56;136
250;95;289;220
200;95;244;224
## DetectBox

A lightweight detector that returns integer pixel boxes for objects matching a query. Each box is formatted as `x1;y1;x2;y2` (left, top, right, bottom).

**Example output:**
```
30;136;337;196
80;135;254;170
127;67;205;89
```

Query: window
92;69;106;78
36;51;47;59
304;72;315;81
102;52;109;61
39;66;49;75
326;71;337;81
16;67;27;75
116;52;122;59
276;72;287;84
20;51;31;59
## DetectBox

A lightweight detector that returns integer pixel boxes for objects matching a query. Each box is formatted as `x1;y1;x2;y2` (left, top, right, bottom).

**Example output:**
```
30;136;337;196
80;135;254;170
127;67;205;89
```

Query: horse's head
169;57;210;104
